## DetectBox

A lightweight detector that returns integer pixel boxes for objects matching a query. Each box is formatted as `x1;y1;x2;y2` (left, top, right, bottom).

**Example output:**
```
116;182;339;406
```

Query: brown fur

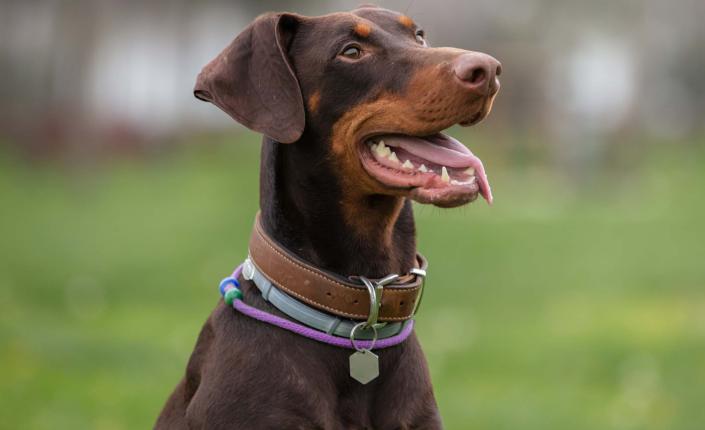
158;5;501;428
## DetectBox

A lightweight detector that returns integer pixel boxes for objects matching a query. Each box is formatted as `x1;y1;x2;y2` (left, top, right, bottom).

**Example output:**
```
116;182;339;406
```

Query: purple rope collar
228;263;415;350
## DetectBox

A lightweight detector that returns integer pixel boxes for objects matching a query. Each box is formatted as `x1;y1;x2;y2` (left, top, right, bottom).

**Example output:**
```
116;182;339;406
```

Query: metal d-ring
358;276;381;328
358;274;400;328
350;321;378;352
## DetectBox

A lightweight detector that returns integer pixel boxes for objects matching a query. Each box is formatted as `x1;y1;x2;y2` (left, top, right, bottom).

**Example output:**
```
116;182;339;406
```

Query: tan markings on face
354;22;372;38
341;194;405;259
330;93;412;246
308;90;321;113
329;58;489;242
398;15;414;28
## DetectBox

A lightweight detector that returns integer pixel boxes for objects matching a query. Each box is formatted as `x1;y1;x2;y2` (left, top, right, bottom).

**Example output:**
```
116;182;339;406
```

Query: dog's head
195;6;501;208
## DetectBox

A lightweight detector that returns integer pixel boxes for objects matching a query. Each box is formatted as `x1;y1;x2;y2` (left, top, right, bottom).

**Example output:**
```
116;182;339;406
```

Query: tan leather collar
248;214;427;322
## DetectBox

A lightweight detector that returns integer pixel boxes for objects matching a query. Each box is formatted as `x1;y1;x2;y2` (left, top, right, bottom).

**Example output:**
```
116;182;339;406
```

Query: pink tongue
381;135;474;168
381;134;493;204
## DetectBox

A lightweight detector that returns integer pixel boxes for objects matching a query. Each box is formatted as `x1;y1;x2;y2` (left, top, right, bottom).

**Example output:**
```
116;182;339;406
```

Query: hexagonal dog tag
349;350;379;384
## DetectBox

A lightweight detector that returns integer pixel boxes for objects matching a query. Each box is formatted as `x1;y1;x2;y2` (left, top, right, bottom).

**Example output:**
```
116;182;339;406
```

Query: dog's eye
415;29;427;46
340;45;362;59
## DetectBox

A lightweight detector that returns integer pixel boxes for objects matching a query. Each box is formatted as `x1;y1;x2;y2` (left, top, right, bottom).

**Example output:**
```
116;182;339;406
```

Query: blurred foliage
1;132;704;429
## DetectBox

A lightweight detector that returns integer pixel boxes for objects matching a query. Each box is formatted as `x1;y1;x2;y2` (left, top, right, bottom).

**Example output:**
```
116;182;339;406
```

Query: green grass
1;132;704;429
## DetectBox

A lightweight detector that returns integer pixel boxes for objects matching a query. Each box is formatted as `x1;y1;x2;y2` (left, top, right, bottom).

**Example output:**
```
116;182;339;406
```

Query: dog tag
349;350;379;384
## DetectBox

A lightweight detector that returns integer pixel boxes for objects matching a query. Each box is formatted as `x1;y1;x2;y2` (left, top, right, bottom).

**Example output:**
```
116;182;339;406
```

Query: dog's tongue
382;133;493;203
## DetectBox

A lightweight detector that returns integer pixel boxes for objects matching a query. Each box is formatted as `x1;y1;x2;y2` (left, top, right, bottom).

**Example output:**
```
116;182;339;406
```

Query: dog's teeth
441;166;450;182
374;142;390;157
464;167;475;176
418;164;428;173
388;151;400;163
451;177;477;186
401;160;414;169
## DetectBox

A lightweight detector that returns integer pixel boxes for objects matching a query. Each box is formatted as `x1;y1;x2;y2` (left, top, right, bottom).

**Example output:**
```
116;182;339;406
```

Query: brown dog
156;5;500;429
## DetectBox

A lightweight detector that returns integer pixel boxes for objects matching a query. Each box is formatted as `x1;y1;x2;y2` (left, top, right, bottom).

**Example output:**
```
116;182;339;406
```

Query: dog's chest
183;305;441;428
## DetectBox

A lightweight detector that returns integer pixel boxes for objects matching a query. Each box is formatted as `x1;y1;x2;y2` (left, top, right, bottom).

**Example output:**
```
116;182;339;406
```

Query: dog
156;5;500;429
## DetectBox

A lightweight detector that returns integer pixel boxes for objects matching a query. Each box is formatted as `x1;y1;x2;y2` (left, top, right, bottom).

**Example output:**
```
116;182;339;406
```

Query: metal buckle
409;267;427;316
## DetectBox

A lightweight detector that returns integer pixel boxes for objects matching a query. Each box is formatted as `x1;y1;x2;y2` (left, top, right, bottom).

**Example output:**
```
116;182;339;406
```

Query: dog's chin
408;183;479;208
357;122;493;207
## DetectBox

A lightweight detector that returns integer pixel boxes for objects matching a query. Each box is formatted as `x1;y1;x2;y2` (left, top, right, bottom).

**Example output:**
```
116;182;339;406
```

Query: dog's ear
194;13;304;143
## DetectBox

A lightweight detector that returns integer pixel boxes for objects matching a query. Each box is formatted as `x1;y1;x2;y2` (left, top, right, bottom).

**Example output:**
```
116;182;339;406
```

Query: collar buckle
409;267;427;316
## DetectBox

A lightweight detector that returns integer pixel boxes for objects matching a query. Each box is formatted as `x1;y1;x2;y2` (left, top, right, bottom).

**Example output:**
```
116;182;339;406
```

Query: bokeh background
1;0;704;428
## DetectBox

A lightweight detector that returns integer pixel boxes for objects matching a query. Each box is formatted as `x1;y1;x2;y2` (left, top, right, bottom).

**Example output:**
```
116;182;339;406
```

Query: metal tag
349;350;379;384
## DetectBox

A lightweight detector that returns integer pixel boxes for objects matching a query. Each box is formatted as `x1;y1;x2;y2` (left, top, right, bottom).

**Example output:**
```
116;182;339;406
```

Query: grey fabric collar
242;257;411;340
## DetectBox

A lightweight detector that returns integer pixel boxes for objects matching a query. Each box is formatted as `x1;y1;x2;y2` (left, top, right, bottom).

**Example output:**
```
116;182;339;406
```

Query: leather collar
248;214;427;322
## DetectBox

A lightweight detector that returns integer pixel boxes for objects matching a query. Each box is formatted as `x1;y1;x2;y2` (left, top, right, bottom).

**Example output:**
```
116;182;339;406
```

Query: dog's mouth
358;131;492;208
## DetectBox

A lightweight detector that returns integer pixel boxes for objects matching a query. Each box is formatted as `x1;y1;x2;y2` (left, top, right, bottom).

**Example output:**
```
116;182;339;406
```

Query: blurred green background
2;0;705;429
2;131;704;429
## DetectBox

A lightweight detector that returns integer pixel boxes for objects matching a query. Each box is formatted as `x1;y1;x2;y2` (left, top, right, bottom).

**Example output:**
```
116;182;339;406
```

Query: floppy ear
194;13;304;143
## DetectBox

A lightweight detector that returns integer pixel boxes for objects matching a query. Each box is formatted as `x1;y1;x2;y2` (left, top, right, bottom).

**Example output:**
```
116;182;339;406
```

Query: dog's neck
258;136;417;278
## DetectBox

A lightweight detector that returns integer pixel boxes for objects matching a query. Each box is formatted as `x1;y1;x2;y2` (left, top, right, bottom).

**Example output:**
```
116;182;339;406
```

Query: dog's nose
452;52;502;94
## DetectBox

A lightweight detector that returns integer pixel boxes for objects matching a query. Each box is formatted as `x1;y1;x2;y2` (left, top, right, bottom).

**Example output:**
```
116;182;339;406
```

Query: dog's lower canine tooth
441;166;450;182
401;160;414;169
388;151;400;163
418;164;428;172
